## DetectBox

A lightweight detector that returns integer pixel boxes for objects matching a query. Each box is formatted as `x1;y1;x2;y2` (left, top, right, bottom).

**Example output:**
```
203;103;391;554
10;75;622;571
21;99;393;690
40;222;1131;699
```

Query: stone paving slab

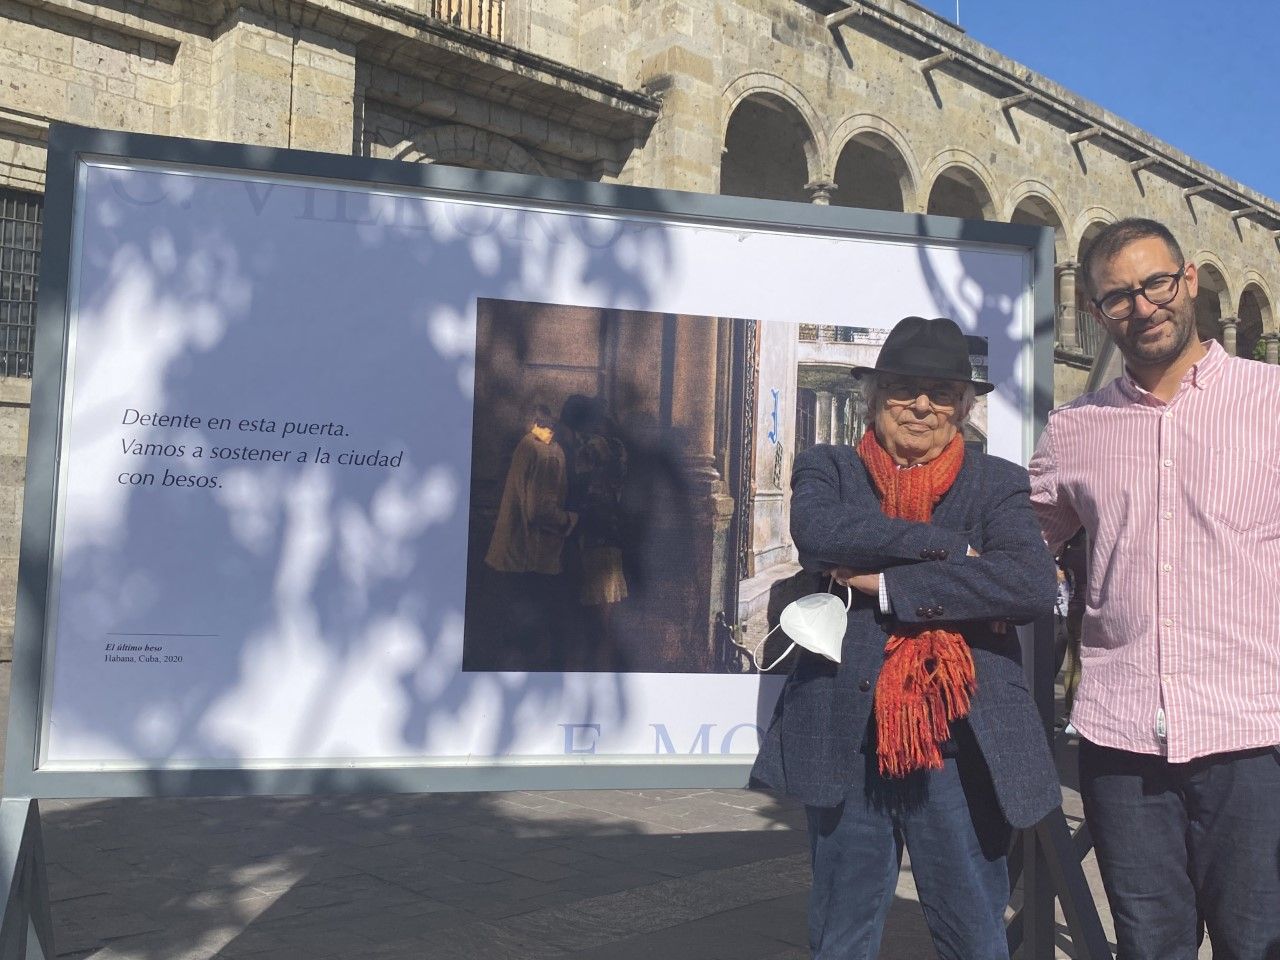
0;666;1212;960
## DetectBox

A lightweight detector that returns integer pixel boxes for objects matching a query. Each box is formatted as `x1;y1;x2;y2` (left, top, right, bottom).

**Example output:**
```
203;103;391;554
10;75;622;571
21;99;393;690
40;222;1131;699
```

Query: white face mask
739;581;852;671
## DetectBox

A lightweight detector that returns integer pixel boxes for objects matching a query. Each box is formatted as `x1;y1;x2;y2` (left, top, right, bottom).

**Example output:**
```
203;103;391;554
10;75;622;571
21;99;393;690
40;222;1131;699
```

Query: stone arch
922;150;997;220
1240;272;1277;332
405;125;544;175
1238;281;1273;359
1191;252;1233;347
722;73;826;188
1070;206;1118;261
1005;181;1067;259
827;115;920;212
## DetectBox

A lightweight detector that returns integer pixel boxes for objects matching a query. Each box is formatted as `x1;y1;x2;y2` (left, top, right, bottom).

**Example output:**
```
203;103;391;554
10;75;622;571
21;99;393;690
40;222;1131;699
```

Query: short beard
1116;298;1197;368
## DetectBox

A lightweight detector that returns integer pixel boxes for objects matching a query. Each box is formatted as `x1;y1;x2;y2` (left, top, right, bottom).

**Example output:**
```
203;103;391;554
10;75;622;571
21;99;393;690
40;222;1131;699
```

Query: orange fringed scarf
858;430;976;779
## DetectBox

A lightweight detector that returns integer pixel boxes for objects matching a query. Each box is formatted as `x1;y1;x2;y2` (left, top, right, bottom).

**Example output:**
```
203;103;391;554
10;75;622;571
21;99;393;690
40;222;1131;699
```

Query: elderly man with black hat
751;316;1060;960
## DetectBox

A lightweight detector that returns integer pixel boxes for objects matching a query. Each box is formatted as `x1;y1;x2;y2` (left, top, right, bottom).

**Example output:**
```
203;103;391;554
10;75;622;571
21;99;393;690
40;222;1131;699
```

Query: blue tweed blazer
750;442;1062;829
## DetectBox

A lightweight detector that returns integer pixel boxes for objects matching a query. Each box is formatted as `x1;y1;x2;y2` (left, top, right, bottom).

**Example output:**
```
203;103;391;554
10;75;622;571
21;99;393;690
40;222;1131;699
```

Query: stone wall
0;378;29;661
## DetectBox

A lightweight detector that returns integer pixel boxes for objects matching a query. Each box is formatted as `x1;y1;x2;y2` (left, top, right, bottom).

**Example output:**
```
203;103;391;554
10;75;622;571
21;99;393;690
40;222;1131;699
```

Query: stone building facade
1;0;1277;657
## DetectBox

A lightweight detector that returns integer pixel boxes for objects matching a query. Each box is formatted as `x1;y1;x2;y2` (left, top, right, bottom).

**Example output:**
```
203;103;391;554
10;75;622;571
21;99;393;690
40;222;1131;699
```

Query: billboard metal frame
0;123;1107;960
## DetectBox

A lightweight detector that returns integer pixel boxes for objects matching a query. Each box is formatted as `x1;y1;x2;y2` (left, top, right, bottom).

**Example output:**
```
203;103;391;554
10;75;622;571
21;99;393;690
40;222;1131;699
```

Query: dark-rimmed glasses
879;378;967;411
1093;266;1187;321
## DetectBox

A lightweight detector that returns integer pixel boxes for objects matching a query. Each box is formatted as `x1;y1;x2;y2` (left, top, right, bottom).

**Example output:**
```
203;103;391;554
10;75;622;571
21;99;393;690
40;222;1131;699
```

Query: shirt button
1162;563;1172;572
1162;618;1174;627
1163;512;1173;520
1162;459;1173;467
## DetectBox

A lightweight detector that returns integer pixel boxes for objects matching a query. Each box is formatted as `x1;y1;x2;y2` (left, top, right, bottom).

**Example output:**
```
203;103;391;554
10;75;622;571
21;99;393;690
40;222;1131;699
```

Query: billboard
5;126;1052;797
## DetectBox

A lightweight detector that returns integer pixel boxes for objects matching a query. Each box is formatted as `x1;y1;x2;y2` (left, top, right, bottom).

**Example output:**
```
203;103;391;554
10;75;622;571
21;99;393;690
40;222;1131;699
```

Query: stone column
669;315;735;667
210;11;293;146
210;10;355;151
1221;316;1239;357
1264;332;1280;365
0;378;30;660
627;3;722;192
806;179;836;206
289;31;357;153
1055;261;1081;352
814;391;833;443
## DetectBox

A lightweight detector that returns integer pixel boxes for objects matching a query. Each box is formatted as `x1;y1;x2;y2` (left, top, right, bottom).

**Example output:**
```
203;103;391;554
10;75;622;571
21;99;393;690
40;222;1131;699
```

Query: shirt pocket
1205;449;1280;533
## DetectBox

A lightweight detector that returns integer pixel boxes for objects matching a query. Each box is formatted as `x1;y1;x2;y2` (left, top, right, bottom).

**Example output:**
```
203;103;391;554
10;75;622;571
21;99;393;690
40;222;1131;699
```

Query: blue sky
912;0;1280;201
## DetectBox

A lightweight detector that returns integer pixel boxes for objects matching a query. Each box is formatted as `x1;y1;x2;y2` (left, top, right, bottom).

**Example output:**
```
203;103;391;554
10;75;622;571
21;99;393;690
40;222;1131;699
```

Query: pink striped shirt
1029;340;1280;762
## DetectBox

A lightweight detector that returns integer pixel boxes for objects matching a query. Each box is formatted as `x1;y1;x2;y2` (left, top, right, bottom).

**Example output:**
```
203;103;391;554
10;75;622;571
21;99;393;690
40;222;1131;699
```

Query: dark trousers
1079;740;1280;960
805;734;1012;960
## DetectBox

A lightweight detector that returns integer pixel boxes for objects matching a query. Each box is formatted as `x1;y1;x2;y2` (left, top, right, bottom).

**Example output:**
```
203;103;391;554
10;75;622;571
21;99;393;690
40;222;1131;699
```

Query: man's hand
829;567;880;596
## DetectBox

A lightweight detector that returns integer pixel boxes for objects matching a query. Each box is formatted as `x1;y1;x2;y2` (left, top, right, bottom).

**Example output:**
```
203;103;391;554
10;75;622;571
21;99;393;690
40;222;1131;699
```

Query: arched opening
1238;285;1271;361
1010;195;1068;333
831;132;908;212
390;124;545;175
1074;221;1110;357
1009;195;1065;261
720;95;814;203
1195;263;1229;346
926;166;992;220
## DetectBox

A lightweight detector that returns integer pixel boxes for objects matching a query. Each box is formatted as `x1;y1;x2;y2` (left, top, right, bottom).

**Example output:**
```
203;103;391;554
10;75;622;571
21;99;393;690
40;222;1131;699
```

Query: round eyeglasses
1093;266;1187;321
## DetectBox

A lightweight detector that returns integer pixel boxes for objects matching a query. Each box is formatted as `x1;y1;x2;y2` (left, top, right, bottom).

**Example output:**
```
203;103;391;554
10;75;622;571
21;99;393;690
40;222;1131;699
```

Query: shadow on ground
40;789;817;960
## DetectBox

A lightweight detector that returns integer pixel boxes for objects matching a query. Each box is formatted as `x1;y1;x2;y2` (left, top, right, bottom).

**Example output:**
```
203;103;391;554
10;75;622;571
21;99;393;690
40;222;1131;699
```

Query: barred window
0;188;42;378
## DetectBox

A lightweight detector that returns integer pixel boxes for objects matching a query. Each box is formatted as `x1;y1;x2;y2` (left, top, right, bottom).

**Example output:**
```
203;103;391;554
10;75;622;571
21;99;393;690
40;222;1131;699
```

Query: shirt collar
1117;339;1227;402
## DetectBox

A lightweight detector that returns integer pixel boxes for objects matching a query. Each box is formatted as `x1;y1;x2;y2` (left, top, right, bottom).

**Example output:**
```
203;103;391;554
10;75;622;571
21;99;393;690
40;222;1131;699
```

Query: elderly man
752;316;1060;960
1030;218;1280;959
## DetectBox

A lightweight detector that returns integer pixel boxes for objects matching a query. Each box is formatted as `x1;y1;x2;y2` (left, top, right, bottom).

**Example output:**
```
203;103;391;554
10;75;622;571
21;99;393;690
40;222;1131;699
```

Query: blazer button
916;606;928;617
935;605;944;615
919;550;931;559
937;549;948;560
858;679;871;692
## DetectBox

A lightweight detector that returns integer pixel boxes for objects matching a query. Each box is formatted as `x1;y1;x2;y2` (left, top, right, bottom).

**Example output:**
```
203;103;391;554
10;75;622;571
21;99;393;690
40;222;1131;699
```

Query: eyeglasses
1093;266;1187;321
879;379;967;410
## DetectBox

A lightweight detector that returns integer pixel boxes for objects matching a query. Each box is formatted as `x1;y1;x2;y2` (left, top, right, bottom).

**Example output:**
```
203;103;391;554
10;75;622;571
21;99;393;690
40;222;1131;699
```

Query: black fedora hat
850;316;994;396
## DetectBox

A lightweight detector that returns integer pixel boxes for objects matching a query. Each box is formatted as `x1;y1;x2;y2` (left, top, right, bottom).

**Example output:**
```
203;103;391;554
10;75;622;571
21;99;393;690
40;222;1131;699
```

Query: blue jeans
805;729;1012;960
1080;740;1280;960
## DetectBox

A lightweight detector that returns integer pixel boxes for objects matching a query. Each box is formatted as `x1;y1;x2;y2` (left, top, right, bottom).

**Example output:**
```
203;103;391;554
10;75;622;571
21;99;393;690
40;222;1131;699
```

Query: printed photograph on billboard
463;299;989;674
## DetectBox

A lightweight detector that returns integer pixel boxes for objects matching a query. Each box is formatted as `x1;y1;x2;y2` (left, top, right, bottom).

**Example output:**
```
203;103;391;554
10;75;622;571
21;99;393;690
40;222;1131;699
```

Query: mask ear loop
828;578;853;611
731;580;852;672
727;616;793;670
727;619;796;672
754;623;797;673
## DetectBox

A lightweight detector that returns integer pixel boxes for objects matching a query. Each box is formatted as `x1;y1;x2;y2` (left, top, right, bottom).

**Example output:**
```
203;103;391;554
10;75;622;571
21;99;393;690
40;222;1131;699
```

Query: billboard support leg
0;799;53;960
1004;617;1113;959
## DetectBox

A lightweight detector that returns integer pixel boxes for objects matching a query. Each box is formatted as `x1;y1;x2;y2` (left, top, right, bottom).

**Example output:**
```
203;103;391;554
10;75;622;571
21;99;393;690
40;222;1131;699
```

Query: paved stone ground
0;664;1212;959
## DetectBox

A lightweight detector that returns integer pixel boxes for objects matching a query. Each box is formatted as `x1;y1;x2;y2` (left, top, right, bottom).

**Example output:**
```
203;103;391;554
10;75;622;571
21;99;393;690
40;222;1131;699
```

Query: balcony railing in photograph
430;0;504;39
798;324;888;346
